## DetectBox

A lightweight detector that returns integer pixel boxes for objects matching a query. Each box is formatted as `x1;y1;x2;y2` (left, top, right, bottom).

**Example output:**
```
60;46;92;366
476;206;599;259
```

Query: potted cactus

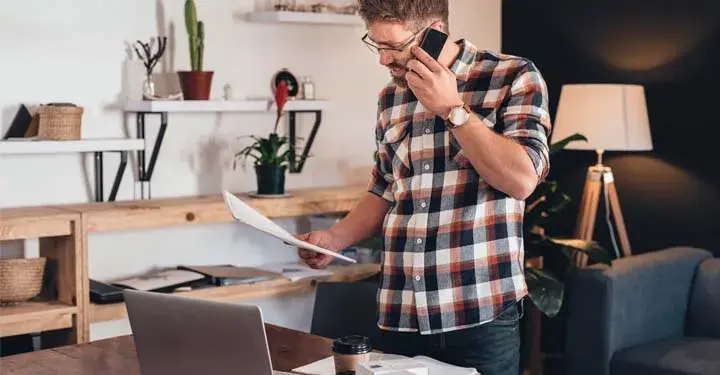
177;0;213;100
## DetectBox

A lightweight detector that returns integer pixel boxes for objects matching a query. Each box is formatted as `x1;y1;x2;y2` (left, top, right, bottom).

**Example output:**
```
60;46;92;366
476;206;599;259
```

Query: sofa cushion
611;337;720;375
687;258;720;339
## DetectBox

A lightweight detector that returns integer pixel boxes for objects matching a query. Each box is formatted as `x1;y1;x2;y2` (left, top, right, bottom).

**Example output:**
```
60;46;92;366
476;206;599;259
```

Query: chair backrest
310;281;383;350
687;258;720;339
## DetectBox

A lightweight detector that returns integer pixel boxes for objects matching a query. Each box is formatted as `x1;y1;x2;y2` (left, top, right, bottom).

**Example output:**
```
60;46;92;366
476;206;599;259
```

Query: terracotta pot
255;164;287;195
177;71;214;100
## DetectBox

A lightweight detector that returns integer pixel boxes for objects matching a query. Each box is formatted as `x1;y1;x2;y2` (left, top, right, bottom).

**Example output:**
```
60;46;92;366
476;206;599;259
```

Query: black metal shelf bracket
135;111;168;199
92;150;129;202
126;108;322;199
288;110;321;173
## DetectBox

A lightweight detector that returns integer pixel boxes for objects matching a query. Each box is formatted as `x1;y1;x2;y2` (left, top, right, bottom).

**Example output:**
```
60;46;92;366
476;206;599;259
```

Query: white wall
0;0;500;341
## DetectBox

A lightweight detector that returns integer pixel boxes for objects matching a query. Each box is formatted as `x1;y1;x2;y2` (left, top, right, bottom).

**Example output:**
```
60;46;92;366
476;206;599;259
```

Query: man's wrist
440;99;466;120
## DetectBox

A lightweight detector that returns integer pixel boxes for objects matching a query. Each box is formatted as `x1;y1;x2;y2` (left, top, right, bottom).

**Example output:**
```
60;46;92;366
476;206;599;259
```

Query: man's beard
388;62;409;88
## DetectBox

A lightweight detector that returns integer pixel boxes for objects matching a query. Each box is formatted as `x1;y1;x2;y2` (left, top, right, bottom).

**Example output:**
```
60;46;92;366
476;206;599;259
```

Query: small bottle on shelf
301;76;315;100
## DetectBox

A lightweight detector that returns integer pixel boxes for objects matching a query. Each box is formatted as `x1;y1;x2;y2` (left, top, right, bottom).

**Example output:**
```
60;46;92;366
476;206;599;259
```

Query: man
296;1;552;374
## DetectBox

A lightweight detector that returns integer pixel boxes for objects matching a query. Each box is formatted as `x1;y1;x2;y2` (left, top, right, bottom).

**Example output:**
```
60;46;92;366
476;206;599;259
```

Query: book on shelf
177;265;283;286
111;269;206;293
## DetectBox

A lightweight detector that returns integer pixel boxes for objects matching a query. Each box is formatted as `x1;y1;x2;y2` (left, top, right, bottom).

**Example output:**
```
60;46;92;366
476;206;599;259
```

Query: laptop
124;289;294;375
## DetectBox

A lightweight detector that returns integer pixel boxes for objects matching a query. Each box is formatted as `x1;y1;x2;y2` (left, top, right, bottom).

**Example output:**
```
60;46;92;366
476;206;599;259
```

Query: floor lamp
551;84;653;266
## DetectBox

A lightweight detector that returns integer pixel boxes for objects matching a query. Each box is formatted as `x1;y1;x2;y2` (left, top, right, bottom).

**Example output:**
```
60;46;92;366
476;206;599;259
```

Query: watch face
450;107;469;126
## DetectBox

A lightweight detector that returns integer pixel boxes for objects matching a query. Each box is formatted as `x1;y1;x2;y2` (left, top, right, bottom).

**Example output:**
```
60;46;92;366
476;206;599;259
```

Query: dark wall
502;0;720;256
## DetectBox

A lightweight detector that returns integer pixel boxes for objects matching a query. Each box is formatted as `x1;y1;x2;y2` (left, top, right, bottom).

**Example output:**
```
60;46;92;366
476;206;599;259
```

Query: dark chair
310;280;384;350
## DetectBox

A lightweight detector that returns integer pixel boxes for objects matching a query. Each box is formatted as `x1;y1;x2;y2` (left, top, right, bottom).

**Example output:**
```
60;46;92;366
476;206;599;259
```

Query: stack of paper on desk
292;353;479;375
222;191;356;263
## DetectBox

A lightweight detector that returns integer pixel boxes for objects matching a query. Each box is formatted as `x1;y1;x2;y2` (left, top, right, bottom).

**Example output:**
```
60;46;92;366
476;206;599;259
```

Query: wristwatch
446;103;472;129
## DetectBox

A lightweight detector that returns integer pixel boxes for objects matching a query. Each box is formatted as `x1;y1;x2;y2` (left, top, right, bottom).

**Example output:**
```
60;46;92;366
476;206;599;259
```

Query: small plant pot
177;71;214;100
255;164;287;195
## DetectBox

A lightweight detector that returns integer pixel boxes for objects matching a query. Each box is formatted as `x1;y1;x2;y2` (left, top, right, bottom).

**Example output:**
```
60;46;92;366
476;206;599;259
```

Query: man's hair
358;0;450;32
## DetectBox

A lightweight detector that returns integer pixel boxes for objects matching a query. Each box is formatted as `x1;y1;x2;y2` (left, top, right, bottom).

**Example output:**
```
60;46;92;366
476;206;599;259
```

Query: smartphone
419;28;449;60
407;28;449;101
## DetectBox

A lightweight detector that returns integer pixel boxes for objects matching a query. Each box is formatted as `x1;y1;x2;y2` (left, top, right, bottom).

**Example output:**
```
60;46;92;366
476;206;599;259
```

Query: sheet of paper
222;191;356;263
291;354;478;375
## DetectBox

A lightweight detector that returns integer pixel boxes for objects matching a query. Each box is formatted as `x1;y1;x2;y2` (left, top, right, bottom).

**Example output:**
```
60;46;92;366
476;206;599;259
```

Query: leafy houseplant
522;133;614;317
233;82;293;195
177;0;213;100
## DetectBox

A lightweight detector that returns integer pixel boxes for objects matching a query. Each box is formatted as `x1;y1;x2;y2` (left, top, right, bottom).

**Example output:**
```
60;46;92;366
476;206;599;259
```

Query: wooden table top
0;324;333;375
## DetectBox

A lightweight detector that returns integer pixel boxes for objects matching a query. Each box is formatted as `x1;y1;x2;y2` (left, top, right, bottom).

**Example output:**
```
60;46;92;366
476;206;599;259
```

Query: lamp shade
551;84;653;151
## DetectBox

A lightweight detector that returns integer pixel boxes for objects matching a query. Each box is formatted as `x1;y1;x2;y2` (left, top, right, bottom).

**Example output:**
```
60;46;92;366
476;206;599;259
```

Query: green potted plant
177;0;213;100
233;82;296;195
522;133;616;317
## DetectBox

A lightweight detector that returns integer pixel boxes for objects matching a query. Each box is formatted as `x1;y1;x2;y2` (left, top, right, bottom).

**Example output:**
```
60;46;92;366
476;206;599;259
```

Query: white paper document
292;354;478;375
222;191;356;263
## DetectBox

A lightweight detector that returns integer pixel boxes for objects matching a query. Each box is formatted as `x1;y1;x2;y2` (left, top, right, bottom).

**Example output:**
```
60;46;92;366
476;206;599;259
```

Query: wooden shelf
244;11;364;26
0;301;78;337
90;263;380;323
124;99;331;113
0;207;79;241
54;185;366;233
0;139;144;155
0;184;370;346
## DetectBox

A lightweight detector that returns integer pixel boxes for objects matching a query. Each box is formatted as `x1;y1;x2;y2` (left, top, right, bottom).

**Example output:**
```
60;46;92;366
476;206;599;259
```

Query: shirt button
416;238;423;244
424;164;430;170
425;128;431;134
415;275;421;281
420;202;427;208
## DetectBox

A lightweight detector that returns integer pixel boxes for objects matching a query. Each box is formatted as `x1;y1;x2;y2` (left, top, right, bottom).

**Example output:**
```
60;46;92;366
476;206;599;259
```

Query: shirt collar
449;39;478;82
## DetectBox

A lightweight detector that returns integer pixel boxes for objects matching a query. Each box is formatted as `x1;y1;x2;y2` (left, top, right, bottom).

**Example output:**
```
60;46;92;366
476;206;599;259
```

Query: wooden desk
0;324;332;374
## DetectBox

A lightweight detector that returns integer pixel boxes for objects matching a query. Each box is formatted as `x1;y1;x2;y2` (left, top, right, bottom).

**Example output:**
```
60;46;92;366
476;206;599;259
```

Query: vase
142;74;156;100
177;71;214;100
255;164;287;195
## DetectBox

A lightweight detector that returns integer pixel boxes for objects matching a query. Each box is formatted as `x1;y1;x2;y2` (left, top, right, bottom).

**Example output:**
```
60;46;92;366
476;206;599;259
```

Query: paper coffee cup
332;335;372;374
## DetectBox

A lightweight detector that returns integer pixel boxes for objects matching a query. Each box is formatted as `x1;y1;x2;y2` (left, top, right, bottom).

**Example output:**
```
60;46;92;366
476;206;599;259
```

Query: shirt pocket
377;120;412;176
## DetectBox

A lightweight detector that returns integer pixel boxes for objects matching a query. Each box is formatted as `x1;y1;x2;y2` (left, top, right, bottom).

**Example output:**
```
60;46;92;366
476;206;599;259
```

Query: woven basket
37;103;83;140
0;258;47;304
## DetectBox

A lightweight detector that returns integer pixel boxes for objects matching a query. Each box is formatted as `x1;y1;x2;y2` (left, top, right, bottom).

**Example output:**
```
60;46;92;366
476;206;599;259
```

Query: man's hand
295;230;339;269
405;45;464;119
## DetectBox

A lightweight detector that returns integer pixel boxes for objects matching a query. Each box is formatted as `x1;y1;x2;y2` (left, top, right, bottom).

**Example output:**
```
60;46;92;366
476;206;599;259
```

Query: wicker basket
0;258;47;304
37;103;84;140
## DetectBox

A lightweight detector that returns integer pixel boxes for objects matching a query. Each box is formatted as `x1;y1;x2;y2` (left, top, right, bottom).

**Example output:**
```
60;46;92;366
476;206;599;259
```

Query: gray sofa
565;247;720;375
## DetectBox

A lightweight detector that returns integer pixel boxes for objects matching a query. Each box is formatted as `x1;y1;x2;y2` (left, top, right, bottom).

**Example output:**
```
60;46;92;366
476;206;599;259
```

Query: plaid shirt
367;39;552;334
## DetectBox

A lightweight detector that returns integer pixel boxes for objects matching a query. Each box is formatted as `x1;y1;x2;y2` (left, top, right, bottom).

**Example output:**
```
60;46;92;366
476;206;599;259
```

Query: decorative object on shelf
234;82;306;195
301;76;315;99
272;68;299;98
0;257;47;304
289;1;359;14
132;37;167;100
223;83;234;100
37;103;84;140
273;0;295;11
177;0;214;100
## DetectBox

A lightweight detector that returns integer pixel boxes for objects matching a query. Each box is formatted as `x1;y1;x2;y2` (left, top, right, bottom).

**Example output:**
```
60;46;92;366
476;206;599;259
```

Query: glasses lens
364;43;379;55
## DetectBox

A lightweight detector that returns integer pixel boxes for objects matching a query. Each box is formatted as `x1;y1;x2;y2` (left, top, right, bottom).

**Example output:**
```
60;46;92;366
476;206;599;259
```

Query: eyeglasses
361;26;429;55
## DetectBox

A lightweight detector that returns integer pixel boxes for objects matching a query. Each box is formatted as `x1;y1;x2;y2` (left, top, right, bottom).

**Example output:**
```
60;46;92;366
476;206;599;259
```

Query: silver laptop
124;289;294;375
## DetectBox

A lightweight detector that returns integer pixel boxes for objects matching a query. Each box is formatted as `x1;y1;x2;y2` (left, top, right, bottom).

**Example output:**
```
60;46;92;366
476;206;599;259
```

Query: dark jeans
379;300;523;375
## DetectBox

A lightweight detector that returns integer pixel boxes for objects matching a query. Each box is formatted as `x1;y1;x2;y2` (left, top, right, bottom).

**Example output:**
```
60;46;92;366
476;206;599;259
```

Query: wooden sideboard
0;185;378;346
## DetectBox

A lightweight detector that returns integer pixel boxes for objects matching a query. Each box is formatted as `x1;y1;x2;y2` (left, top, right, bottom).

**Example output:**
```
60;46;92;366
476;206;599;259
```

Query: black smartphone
419;28;449;60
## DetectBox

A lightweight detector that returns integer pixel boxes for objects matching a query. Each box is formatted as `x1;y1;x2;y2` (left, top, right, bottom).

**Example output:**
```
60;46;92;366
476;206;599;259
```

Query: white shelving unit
0;138;144;202
124;99;331;113
244;11;364;26
0;139;144;155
